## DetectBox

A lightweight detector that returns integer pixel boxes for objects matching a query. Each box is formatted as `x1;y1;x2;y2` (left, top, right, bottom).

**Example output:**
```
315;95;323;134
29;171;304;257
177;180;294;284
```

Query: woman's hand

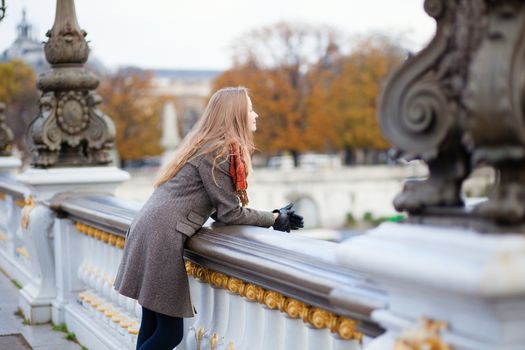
272;203;304;232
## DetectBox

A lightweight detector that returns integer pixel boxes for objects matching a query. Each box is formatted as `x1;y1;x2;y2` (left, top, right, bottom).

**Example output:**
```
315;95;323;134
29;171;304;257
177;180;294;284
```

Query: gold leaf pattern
184;261;363;341
395;318;453;350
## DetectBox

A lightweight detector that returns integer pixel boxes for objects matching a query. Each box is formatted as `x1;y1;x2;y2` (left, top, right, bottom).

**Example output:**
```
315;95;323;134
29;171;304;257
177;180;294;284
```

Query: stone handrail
44;193;386;349
0;177;387;349
52;193;385;332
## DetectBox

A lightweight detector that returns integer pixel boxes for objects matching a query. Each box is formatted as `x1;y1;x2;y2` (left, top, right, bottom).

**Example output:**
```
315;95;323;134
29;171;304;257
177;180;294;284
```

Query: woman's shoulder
188;144;229;168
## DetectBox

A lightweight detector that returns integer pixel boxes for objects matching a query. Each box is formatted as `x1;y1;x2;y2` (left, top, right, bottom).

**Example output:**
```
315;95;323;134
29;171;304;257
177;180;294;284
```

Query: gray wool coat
113;150;275;318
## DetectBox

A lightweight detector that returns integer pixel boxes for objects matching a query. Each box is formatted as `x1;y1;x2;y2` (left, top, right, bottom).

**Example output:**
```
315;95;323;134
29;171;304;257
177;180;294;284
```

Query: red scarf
230;143;249;206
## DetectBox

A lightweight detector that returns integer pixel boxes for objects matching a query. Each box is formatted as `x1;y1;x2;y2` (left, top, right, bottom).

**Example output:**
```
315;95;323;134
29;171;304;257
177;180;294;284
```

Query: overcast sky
0;0;435;70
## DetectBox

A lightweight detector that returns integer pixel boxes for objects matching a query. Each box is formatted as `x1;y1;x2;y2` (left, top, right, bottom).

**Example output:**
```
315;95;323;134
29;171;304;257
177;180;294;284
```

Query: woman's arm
198;153;276;227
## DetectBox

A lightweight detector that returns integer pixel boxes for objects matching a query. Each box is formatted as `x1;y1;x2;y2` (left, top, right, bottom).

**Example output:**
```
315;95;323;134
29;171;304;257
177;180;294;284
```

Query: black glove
272;203;304;232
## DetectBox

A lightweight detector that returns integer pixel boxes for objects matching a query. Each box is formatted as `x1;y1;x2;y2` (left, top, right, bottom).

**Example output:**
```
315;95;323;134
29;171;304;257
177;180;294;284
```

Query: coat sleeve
198;153;275;227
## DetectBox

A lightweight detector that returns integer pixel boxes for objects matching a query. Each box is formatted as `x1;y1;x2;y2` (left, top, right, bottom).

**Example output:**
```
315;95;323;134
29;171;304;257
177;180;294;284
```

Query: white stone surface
337;222;525;350
19;205;56;324
160;101;181;151
0;156;21;172
17;166;130;200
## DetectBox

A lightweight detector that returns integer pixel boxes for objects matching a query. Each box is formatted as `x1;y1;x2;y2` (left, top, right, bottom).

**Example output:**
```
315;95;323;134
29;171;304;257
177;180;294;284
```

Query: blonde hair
154;86;254;188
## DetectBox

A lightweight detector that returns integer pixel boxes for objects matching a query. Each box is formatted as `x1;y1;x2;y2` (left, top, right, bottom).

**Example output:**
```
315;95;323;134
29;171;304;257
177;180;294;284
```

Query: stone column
160;100;181;165
17;0;129;324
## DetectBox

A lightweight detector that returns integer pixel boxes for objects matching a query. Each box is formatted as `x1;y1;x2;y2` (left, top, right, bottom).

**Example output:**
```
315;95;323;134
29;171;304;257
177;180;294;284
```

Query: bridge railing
0;176;386;350
0;176;32;286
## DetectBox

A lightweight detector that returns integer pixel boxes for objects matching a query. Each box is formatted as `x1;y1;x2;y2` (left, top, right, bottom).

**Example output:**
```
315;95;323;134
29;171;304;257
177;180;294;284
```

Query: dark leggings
136;306;184;350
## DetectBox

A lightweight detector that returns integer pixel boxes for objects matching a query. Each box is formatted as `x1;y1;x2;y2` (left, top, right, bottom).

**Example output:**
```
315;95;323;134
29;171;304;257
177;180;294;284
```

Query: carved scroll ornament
380;0;525;226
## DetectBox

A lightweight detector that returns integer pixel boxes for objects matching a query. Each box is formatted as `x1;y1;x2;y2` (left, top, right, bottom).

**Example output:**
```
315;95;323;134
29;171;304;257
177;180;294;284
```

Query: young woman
114;86;304;350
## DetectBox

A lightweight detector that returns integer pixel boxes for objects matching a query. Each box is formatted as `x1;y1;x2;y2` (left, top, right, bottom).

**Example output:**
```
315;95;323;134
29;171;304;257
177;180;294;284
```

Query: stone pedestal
0;156;21;174
336;222;525;350
17;166;130;201
16;166;129;323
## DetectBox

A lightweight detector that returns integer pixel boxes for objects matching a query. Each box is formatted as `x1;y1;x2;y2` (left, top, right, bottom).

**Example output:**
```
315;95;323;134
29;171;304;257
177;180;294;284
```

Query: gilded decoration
210;333;218;350
395;318;452;350
16;246;30;260
184;261;362;341
226;277;245;295
283;298;307;319
195;327;205;350
75;222;126;249
21;196;36;230
78;291;139;335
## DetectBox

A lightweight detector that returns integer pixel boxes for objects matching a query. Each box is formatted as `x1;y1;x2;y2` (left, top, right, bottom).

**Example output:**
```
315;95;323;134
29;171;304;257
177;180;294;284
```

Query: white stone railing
3;172;518;350
0;178;32;287
0;176;386;350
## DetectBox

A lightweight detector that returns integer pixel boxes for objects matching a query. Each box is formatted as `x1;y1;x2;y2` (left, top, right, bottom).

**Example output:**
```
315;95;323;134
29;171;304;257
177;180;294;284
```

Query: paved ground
0;271;82;350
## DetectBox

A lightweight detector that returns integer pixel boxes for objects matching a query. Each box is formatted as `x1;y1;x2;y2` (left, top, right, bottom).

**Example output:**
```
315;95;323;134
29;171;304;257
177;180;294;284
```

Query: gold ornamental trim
21;196;36;230
15;198;26;207
196;327;205;350
75;222;126;249
185;261;363;341
78;291;139;333
16;246;30;260
395;318;453;350
210;333;218;350
0;192;6;201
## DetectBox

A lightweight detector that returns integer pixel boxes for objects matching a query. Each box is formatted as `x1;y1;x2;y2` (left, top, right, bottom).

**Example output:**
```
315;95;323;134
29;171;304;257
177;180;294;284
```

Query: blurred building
1;9;107;76
151;69;221;134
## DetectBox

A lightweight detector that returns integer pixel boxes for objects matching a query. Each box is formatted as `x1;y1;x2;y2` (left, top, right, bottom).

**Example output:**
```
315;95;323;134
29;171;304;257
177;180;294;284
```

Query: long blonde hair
154;86;254;188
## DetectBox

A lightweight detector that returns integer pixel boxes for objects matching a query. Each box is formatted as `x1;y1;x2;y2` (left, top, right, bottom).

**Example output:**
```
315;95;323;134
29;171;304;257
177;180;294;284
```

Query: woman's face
247;96;258;132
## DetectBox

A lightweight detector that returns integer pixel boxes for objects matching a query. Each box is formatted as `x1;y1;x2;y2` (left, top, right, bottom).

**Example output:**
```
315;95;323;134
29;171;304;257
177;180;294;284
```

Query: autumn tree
214;23;405;165
98;68;165;165
0;60;39;153
214;22;340;166
307;35;405;163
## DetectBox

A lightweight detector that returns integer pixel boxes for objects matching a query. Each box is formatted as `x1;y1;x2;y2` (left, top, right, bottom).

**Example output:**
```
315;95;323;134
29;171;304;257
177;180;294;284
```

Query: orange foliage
0;60;39;152
98;69;165;161
214;26;405;156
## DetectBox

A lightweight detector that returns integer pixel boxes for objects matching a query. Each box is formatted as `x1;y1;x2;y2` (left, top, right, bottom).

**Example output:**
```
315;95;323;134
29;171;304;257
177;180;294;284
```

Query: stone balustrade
0;178;385;350
0;177;32;287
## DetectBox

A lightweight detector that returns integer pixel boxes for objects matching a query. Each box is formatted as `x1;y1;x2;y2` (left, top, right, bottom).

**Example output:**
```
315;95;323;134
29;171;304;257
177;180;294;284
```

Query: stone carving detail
27;0;115;167
464;2;525;223
0;102;14;156
184;260;363;341
380;0;525;225
395;318;452;350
